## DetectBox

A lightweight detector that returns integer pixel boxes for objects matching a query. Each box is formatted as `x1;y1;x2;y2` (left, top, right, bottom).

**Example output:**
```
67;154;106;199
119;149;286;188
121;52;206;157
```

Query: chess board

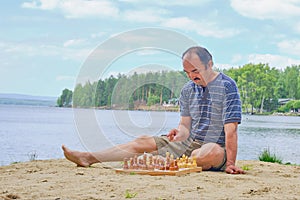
115;167;202;176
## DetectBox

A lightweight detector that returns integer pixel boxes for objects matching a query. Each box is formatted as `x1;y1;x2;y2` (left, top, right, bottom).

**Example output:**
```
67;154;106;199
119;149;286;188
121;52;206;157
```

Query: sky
1;0;300;97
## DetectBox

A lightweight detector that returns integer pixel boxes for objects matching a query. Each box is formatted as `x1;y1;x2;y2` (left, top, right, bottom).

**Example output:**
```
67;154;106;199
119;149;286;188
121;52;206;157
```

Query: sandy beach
0;159;299;200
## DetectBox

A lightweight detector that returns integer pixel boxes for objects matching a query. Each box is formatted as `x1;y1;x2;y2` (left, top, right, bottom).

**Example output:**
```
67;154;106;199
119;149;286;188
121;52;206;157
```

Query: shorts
153;135;227;171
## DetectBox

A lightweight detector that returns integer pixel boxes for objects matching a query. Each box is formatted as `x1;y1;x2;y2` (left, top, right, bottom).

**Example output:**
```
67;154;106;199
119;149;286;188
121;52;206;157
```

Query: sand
0;159;299;200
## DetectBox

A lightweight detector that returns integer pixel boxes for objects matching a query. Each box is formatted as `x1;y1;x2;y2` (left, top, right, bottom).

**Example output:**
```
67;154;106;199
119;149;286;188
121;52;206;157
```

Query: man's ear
206;60;213;69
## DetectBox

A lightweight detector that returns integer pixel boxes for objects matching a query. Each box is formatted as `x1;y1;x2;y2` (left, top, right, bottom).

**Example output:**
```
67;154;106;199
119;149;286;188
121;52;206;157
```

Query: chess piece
174;160;179;171
154;156;160;170
192;157;197;168
165;152;170;170
129;157;134;169
142;154;147;170
148;155;154;171
133;155;138;169
159;158;165;170
169;156;175;171
123;157;129;170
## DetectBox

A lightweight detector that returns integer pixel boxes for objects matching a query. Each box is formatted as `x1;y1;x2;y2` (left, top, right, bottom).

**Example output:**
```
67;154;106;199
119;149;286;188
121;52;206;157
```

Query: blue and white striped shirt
179;73;242;145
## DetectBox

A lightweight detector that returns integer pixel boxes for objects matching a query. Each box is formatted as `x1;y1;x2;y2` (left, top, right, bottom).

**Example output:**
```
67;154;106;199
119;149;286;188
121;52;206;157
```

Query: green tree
57;88;73;107
147;94;160;106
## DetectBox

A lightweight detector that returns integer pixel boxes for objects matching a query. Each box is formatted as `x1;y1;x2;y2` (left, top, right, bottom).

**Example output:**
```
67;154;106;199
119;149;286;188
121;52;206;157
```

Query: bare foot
62;145;99;167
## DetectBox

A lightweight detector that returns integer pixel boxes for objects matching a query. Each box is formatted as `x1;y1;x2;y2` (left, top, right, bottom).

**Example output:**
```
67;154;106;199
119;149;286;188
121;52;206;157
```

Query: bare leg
62;135;158;166
191;143;225;170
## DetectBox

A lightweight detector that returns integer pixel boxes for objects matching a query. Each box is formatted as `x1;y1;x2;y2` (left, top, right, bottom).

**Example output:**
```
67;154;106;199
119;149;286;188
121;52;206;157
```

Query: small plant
258;148;282;164
125;190;137;198
28;150;38;161
241;164;253;171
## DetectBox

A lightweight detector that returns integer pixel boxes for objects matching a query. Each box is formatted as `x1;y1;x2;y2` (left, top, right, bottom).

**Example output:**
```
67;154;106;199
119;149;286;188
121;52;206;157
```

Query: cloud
118;0;211;6
22;0;119;18
247;53;300;69
161;17;241;38
22;0;59;10
91;32;106;39
1;41;90;61
122;8;168;23
230;0;300;20
63;39;86;47
278;39;300;56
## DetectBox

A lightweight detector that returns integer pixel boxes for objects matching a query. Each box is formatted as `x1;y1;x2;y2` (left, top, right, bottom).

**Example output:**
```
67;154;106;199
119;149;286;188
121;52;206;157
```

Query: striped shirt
179;73;242;145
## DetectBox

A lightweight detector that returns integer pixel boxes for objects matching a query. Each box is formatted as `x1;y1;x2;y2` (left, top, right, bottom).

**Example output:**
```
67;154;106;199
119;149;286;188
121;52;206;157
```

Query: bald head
182;46;213;67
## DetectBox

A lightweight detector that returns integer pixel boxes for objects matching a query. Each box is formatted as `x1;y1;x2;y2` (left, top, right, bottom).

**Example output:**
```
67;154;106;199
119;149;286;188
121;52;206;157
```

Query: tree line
57;63;300;113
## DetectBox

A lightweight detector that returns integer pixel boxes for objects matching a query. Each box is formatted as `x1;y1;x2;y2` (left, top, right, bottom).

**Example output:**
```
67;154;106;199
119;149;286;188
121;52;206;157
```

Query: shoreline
1;159;299;199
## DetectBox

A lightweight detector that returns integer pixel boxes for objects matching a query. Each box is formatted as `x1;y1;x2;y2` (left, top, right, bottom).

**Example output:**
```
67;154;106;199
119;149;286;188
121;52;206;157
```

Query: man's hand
225;165;245;174
167;116;191;142
167;128;179;141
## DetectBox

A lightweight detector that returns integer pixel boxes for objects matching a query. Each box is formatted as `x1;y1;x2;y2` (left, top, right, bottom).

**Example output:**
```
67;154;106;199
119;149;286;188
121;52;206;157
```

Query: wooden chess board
115;167;202;176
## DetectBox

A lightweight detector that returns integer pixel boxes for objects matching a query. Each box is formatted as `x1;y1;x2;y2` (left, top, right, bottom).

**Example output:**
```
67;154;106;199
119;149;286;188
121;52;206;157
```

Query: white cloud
278;39;300;56
162;17;241;38
231;54;243;63
1;41;90;61
22;0;119;18
91;32;106;39
122;8;168;23
22;0;59;10
61;0;119;18
118;0;211;6
294;22;300;34
247;54;300;69
63;39;86;47
230;0;300;20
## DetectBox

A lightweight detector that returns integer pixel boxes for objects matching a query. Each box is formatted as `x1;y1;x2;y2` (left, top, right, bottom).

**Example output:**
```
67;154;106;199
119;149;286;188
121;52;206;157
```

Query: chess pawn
165;155;170;170
192;157;197;168
185;156;189;168
187;157;192;168
148;155;154;171
133;155;138;169
166;151;170;158
129;157;134;169
174;160;179;171
143;154;148;169
154;156;160;170
142;154;147;170
159;158;165;170
123;157;129;170
169;157;175;171
138;158;143;170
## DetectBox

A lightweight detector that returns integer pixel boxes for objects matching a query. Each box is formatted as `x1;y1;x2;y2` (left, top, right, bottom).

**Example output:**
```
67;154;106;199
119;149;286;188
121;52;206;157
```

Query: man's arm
224;122;244;174
167;116;191;142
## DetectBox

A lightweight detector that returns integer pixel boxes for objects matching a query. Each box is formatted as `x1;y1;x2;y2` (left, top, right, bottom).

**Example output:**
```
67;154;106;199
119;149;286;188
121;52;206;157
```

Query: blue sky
1;0;300;97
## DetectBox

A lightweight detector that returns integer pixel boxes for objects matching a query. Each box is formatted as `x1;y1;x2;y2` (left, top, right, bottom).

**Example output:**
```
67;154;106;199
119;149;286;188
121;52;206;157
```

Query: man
62;46;244;174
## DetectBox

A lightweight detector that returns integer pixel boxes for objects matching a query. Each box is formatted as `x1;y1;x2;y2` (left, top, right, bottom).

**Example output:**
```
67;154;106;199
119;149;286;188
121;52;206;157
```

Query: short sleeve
223;81;242;124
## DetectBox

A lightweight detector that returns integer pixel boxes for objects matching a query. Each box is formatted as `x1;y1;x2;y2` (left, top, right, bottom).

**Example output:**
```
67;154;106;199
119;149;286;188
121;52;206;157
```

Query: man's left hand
225;165;245;174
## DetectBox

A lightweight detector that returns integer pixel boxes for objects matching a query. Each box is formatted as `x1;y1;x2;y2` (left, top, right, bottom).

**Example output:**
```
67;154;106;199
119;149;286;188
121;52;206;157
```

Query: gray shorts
153;135;226;171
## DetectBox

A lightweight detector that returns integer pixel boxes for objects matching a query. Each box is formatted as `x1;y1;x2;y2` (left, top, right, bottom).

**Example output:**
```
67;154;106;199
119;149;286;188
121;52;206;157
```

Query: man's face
182;54;208;87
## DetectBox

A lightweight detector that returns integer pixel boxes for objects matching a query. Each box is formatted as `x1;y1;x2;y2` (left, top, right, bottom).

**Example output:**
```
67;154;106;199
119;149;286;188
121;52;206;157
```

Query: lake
0;105;299;166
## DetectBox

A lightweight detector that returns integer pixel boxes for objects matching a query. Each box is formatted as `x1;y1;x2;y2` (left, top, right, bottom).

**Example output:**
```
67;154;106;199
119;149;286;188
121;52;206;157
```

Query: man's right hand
167;128;179;141
167;116;191;142
167;127;189;142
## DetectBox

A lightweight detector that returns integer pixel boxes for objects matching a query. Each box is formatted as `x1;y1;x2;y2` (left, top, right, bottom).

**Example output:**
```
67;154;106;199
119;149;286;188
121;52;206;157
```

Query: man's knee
191;143;224;159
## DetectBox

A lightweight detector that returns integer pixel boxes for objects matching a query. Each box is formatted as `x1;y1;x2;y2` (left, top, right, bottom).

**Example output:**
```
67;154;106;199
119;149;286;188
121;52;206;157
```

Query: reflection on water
0;105;299;166
239;115;300;164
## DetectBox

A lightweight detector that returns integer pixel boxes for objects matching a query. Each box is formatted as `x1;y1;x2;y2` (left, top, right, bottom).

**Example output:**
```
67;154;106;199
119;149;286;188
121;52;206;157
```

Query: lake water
0;105;299;166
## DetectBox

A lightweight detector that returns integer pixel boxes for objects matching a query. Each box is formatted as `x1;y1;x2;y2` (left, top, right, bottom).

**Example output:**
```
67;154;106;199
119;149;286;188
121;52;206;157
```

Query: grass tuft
258;148;282;164
125;190;137;198
241;164;253;171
